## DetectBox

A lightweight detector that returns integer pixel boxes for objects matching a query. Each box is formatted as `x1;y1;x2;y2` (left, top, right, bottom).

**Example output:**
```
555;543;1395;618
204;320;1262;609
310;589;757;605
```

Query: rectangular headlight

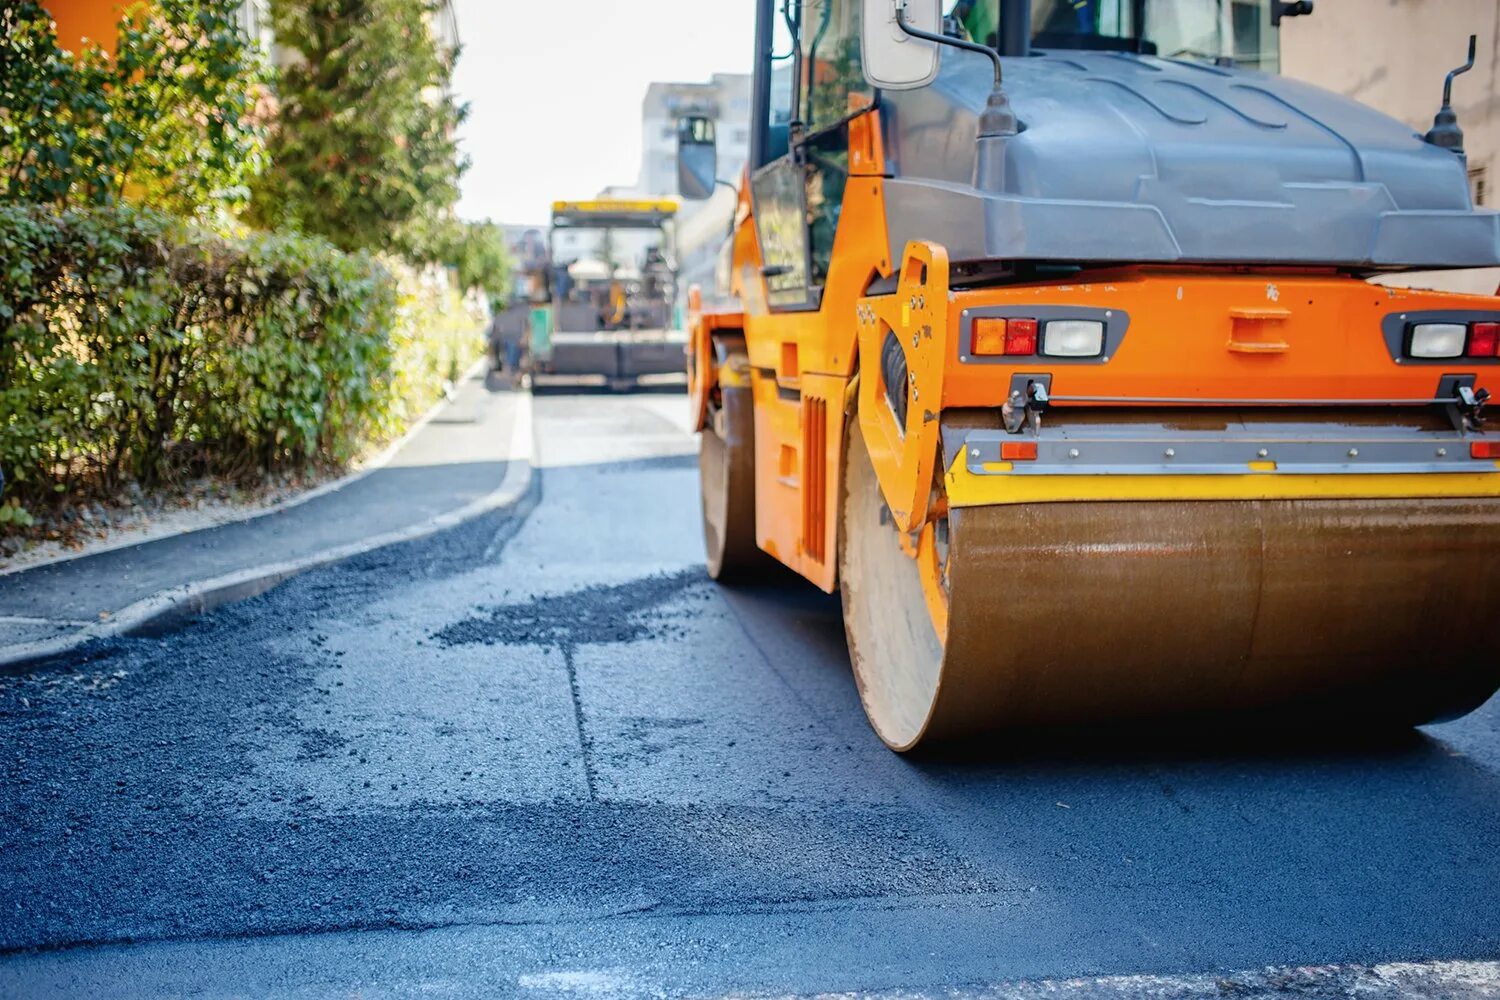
1408;322;1467;359
1042;320;1104;357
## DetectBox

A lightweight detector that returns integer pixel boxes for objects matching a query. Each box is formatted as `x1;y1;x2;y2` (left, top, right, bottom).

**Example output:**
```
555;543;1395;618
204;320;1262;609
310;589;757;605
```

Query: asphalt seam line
0;388;535;673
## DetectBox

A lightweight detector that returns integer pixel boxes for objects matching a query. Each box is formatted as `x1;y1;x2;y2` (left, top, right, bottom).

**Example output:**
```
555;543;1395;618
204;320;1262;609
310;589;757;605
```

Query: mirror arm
785;0;806;135
896;3;1015;141
896;4;1002;87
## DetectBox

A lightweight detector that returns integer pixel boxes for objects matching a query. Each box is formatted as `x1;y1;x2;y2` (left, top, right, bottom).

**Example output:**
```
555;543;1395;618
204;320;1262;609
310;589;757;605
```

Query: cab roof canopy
551;199;678;230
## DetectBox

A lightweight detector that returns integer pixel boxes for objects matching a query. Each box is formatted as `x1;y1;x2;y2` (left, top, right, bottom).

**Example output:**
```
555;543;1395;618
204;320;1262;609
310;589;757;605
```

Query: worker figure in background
607;277;628;331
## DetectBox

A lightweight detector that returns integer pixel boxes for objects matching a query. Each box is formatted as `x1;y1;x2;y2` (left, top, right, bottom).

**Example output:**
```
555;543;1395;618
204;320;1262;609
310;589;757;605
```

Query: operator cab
680;0;1314;309
681;0;1490;280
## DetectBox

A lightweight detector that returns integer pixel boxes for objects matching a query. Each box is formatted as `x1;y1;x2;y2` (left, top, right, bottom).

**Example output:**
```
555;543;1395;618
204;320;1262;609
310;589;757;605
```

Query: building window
1471;166;1488;208
237;0;273;54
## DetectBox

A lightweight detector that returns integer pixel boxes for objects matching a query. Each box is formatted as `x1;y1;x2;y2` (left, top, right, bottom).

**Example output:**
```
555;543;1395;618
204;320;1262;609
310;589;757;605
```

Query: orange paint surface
41;0;130;55
933;269;1500;409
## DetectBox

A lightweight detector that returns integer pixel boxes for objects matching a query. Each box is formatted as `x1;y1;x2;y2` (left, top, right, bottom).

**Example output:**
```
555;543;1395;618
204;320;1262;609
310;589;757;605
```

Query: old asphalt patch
432;568;707;650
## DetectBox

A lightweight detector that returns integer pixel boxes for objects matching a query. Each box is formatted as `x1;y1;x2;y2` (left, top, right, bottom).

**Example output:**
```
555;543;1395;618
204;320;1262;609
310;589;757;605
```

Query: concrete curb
0;388;535;673
0;356;492;579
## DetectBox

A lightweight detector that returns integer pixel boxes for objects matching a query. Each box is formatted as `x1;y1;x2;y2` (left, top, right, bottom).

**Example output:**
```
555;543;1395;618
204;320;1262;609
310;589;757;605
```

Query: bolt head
1257;448;1269;458
1438;447;1449;457
1068;448;1080;459
1164;448;1175;458
1348;448;1359;458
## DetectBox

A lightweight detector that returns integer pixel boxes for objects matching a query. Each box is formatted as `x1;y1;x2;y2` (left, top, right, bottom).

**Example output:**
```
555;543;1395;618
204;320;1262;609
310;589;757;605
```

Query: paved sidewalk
0;372;530;666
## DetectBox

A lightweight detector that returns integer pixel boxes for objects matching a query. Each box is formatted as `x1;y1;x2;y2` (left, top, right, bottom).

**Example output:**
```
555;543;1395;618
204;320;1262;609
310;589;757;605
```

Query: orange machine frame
687;105;1500;596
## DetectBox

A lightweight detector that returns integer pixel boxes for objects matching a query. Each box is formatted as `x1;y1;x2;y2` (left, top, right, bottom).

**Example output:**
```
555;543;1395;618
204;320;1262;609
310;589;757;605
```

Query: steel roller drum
839;418;1500;750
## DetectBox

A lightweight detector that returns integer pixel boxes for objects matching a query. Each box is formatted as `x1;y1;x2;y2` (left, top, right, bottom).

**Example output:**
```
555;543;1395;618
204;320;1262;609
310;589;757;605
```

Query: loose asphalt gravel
1;386;1498;998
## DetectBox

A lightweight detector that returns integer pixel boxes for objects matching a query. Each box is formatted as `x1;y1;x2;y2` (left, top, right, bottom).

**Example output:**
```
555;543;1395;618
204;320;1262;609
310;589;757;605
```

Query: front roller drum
839;420;1500;750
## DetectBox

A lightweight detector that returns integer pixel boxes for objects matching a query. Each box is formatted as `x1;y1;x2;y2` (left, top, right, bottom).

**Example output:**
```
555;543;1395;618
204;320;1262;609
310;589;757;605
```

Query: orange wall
42;0;130;55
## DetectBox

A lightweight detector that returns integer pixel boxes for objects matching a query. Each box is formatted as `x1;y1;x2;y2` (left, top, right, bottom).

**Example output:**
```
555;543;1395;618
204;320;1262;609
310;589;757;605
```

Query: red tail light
1471;441;1500;459
1005;319;1038;355
972;317;1039;356
1469;322;1500;358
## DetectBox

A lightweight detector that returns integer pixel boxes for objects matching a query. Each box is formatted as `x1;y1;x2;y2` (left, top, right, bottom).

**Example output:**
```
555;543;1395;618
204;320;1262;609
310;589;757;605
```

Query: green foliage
400;214;512;305
110;0;269;216
0;499;35;528
0;202;481;522
250;0;468;252
0;0;266;218
0;2;118;206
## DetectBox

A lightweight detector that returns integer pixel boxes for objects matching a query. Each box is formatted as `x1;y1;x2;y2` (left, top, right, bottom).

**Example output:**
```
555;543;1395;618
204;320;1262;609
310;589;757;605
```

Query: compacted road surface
2;387;1498;998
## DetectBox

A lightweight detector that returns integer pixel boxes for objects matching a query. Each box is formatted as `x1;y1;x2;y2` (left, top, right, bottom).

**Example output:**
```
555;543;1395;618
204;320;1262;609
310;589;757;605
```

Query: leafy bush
249;0;466;252
0;0;266;218
399;214;512;309
0;202;481;524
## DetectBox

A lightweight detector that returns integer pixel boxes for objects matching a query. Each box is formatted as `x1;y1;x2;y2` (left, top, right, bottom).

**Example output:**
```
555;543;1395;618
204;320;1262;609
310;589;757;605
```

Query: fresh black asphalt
1;390;1497;997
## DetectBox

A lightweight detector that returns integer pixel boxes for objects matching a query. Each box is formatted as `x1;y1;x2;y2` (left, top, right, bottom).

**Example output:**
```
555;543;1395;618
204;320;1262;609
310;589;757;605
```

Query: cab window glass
769;4;797;127
799;0;874;133
1031;0;1137;45
1029;0;1281;71
803;125;849;287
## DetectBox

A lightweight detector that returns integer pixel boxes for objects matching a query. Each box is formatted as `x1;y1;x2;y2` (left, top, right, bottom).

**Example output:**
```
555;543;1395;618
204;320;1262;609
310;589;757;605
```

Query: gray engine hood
879;49;1500;271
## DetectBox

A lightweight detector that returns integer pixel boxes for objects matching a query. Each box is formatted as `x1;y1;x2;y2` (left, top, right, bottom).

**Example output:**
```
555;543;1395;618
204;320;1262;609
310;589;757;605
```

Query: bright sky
451;0;755;226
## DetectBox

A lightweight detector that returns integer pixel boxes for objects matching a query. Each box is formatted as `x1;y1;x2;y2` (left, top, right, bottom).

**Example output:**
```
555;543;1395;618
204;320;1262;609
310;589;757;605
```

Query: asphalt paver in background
0;386;1497;998
0;373;521;658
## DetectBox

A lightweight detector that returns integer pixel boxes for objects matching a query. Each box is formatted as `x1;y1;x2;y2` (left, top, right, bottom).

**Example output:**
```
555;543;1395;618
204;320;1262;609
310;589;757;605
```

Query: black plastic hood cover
879;49;1500;270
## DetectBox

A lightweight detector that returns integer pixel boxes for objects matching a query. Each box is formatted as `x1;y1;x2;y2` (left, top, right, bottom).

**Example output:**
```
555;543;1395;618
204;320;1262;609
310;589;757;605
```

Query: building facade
631;74;752;300
636;74;752;199
1282;0;1496;211
1282;0;1499;292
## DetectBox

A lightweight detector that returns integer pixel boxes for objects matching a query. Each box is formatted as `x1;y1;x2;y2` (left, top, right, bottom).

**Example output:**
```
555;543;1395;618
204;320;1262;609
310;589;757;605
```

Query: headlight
1407;322;1467;359
1042;320;1105;357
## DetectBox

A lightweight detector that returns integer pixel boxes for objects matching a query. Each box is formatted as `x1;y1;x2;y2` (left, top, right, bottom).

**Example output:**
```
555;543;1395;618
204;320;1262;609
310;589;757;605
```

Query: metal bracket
1439;374;1489;432
1459;385;1490;429
1002;373;1052;434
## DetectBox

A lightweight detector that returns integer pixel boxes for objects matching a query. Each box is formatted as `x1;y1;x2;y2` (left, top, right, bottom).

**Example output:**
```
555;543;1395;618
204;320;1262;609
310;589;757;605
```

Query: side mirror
1271;1;1313;25
861;0;941;91
676;116;718;201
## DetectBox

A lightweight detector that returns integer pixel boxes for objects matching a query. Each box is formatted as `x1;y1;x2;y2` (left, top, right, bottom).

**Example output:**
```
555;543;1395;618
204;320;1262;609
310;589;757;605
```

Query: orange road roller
679;0;1500;749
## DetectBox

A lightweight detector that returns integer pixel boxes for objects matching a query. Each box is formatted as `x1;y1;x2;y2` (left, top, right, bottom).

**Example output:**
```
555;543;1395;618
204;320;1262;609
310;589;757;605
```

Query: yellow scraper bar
945;454;1500;506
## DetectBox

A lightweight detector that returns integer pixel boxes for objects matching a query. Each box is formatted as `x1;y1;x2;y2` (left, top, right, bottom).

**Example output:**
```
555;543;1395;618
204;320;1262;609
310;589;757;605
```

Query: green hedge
0;203;479;522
